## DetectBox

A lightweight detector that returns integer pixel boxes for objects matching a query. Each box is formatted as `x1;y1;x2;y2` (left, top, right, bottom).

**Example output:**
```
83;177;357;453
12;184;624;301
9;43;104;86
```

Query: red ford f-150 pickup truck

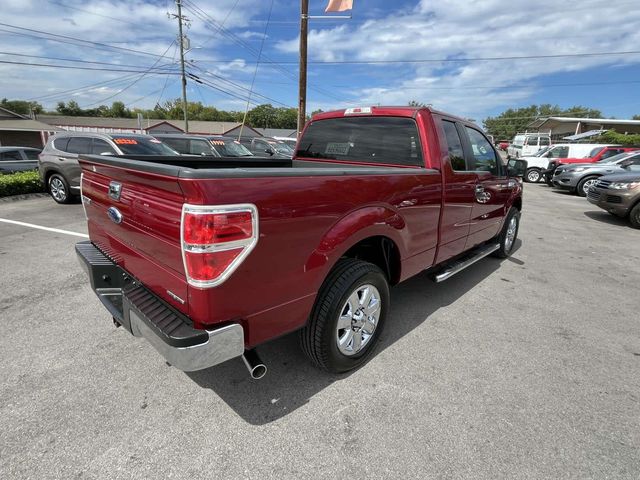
76;106;526;378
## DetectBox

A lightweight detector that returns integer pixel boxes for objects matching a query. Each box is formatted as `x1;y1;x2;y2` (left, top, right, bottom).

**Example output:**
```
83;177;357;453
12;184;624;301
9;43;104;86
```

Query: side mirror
265;148;274;155
507;159;527;177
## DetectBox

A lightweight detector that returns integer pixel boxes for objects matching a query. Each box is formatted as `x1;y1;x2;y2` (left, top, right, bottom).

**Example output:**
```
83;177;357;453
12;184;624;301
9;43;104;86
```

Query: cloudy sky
2;0;640;121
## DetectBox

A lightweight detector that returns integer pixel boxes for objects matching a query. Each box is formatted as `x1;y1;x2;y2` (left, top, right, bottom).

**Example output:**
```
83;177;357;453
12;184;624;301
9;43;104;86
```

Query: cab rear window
296;116;423;167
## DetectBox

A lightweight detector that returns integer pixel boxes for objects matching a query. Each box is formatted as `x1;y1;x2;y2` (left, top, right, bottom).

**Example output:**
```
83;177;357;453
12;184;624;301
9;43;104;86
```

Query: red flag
325;0;353;12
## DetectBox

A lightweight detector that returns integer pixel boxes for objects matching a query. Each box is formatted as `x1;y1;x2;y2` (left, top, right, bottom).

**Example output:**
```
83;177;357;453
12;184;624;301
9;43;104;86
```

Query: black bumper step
76;241;208;348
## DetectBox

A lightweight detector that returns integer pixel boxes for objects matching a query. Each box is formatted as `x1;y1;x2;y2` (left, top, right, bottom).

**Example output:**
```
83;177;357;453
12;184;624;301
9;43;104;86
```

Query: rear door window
297;116;423;167
441;120;467;171
161;138;189;154
190;139;213;155
540;137;550;146
1;150;22;161
23;150;40;160
66;137;92;154
53;137;70;152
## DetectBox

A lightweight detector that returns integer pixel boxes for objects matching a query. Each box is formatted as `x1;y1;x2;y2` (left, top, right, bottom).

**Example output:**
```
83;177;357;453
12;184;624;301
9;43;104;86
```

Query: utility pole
297;0;309;138
175;0;189;133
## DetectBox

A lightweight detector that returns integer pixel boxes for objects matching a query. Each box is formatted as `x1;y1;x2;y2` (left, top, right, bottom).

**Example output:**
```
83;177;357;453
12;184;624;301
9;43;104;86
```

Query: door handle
57;157;66;162
475;184;491;204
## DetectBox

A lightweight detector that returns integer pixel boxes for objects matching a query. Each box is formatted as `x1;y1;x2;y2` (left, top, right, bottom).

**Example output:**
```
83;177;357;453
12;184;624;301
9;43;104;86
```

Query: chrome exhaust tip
242;349;267;380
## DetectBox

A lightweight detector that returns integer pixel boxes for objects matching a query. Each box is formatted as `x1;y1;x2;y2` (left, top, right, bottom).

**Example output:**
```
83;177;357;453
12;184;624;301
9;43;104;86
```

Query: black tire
300;258;390;373
48;173;72;204
492;207;520;258
524;168;541;183
576;176;598;197
629;203;640;229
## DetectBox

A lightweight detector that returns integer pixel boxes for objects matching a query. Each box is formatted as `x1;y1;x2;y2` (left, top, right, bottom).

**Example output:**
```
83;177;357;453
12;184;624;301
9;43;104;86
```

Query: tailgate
79;157;189;315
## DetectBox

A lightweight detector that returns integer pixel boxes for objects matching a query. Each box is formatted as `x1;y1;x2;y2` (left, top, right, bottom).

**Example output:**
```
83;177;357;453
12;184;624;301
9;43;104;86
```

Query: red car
76;106;525;377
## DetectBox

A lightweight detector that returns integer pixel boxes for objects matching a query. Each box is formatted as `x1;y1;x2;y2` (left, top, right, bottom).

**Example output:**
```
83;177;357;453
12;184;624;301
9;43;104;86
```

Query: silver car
38;132;178;204
551;151;640;196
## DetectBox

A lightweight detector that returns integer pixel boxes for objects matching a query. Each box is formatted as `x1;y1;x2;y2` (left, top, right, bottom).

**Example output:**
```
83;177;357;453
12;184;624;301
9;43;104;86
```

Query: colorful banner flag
325;0;353;13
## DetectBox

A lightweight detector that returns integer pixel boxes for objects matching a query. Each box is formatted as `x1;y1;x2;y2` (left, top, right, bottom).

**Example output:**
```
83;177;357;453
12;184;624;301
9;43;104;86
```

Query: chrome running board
433;243;500;283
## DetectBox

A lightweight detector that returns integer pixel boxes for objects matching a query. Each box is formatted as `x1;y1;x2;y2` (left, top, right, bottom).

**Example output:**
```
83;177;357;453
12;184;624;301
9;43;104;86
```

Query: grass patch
0;170;46;197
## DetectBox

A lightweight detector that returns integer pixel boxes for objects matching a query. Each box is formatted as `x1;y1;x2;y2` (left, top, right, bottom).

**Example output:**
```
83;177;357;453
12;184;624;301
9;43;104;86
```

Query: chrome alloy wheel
526;169;540;183
336;284;381;356
50;177;67;202
505;216;518;252
582;178;597;195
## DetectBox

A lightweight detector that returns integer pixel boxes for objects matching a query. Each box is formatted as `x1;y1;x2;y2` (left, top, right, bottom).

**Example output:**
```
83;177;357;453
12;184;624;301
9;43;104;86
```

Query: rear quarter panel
179;170;442;346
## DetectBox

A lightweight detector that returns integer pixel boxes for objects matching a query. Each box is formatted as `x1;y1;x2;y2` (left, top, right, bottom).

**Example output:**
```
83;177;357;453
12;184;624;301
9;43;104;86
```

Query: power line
28;63;178;102
0;59;179;74
49;1;141;27
239;0;275;138
188;49;640;65
82;41;177;108
0;22;164;59
0;50;176;71
181;0;357;104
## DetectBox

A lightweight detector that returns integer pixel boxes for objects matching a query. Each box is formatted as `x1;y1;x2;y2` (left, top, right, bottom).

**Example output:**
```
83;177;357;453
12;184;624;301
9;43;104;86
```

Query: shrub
595;130;640;146
0;170;46;197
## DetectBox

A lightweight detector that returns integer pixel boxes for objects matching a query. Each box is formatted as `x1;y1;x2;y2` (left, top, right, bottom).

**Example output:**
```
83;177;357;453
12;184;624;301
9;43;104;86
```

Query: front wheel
300;258;389;373
524;168;541;183
577;176;598;197
492;207;520;258
629;203;640;229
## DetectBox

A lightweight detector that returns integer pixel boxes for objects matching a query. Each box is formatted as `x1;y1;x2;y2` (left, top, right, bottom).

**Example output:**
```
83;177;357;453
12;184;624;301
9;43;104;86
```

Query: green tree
56;100;83;116
246;104;277;128
108;101;132;118
632;115;640;120
408;100;426;107
1;98;43;115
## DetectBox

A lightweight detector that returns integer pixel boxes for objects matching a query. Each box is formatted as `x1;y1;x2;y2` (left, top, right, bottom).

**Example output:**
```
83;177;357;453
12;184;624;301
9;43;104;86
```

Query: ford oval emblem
107;206;123;224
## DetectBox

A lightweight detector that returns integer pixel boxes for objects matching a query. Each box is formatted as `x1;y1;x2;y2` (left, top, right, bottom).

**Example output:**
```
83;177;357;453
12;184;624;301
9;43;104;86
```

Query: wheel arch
305;206;407;287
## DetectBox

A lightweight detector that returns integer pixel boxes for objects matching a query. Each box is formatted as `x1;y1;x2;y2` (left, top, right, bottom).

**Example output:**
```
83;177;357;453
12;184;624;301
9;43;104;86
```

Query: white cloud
277;0;640;118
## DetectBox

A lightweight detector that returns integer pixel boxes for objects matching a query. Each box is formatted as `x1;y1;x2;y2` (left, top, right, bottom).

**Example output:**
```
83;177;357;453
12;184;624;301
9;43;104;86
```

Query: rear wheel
300;258;389;373
48;173;72;204
630;203;640;229
524;168;541;183
577;176;598;197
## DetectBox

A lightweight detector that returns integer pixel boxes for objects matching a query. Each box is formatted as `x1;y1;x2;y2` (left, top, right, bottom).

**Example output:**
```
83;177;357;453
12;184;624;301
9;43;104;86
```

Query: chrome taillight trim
180;203;259;288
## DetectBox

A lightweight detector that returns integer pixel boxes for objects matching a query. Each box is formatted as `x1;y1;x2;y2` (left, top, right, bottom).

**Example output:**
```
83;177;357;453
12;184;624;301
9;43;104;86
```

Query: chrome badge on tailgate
108;181;122;201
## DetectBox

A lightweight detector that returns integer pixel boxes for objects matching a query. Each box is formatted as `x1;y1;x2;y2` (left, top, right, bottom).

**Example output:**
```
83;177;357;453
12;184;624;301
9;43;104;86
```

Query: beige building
0;107;61;147
528;116;640;140
36;115;263;138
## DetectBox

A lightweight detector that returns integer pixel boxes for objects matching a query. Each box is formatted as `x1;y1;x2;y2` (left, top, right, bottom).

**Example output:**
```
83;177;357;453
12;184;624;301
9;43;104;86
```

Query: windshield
586;146;604;158
211;139;253;157
534;146;551;156
112;136;179;155
270;141;294;154
595;152;631;164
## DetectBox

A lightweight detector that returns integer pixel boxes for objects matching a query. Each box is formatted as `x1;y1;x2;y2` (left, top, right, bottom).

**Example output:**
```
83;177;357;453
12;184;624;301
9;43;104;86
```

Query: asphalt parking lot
1;184;639;479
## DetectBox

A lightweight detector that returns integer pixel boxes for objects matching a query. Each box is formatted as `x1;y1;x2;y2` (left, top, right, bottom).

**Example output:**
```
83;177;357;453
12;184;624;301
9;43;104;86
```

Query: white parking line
0;218;89;238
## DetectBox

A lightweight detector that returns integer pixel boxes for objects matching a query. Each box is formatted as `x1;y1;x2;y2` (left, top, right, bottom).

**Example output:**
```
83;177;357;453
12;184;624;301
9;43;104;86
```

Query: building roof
529;116;640;129
37;115;262;136
0;118;62;132
255;128;298;138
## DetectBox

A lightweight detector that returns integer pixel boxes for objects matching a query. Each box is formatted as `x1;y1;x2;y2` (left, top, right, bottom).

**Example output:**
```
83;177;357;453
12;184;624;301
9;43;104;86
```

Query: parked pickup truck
75;106;526;378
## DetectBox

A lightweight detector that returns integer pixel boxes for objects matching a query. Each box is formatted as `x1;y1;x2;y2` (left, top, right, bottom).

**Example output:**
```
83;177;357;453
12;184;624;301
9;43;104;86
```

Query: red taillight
181;204;258;288
184;211;253;244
